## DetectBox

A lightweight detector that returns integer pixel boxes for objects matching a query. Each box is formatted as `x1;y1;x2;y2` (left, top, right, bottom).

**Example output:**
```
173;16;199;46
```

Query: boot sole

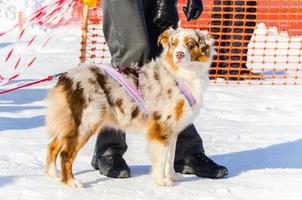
177;165;228;179
91;156;99;170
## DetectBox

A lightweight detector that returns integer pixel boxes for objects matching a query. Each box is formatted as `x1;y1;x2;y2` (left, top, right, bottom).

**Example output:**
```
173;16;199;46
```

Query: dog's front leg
165;134;183;182
148;140;172;186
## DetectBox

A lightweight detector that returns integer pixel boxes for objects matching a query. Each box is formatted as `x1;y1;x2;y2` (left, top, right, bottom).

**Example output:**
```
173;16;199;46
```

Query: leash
0;73;62;95
175;78;197;107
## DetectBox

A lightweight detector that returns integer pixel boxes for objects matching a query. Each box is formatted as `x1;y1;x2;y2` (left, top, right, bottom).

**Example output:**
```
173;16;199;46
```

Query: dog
45;28;214;187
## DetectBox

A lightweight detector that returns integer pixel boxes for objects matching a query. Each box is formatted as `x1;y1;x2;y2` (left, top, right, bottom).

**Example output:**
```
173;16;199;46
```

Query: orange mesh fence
81;0;302;85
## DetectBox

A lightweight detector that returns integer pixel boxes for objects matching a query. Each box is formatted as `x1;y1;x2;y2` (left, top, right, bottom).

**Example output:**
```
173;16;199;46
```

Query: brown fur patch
60;137;77;183
199;44;211;62
154;70;160;81
90;67;114;106
157;29;173;47
46;85;77;140
60;120;104;184
184;35;198;45
121;68;139;87
56;118;104;184
167;89;172;98
131;106;140;119
189;46;202;61
147;120;168;144
56;75;86;130
184;35;211;62
46;137;62;168
88;78;97;86
152;112;161;120
187;44;210;62
198;55;210;62
175;100;185;121
115;98;124;113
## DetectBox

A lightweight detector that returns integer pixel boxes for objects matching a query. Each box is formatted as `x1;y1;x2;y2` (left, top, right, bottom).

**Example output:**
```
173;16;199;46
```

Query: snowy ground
1;26;302;200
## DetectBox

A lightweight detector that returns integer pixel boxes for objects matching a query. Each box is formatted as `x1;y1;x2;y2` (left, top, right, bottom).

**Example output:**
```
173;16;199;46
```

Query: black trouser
209;0;257;77
93;0;205;162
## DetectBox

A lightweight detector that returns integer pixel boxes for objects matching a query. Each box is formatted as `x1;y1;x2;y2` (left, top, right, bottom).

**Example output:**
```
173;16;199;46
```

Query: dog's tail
45;84;76;139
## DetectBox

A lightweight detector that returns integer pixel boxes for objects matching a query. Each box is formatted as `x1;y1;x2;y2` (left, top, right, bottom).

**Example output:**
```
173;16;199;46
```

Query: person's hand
183;0;203;21
153;0;179;30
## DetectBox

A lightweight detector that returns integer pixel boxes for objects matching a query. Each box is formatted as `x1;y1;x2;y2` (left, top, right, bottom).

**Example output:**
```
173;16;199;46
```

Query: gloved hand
183;0;203;21
153;0;179;30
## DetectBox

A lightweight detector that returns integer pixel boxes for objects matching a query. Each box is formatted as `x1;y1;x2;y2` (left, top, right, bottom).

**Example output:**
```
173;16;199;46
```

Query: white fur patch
45;162;60;179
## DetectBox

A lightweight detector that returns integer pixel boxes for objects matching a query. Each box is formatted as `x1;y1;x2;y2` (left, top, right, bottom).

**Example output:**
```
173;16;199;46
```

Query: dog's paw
167;172;183;182
45;164;61;179
67;179;83;188
154;177;173;187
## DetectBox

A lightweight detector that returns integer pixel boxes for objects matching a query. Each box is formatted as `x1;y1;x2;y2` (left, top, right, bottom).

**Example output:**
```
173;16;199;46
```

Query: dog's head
158;28;214;76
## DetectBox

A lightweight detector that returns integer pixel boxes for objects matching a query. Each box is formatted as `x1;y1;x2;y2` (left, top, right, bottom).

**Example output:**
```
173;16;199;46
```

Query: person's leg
92;0;150;178
174;125;204;160
92;128;128;158
102;0;150;67
142;0;167;59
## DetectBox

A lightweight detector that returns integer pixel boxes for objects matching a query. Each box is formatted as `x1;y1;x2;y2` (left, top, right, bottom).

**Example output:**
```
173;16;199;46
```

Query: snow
1;25;302;200
247;23;302;79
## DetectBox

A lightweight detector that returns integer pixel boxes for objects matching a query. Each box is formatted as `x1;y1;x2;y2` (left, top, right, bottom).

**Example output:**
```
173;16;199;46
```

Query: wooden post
80;5;89;63
18;12;24;33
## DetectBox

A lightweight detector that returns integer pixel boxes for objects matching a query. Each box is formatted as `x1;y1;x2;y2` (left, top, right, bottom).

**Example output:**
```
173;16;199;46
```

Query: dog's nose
175;51;185;60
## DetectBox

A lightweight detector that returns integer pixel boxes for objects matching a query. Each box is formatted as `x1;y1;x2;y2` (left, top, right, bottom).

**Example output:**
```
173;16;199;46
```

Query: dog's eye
187;41;196;49
201;45;210;56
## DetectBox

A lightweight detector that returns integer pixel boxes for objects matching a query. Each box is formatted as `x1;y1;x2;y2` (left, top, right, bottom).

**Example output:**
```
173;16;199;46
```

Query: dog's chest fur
139;59;205;132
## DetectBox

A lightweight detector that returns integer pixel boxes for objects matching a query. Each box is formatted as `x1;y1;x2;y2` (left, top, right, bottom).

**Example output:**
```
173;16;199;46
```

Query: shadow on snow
212;139;302;177
0;88;48;131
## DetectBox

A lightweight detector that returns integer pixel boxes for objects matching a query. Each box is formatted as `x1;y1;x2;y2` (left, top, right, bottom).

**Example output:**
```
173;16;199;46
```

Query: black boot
174;152;228;179
91;155;131;178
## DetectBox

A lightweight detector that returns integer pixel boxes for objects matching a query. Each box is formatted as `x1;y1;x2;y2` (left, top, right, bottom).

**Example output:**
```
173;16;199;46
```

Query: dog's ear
157;28;174;48
196;30;214;57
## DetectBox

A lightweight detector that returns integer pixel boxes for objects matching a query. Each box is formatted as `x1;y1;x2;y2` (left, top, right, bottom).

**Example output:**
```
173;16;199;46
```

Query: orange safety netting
80;0;302;85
